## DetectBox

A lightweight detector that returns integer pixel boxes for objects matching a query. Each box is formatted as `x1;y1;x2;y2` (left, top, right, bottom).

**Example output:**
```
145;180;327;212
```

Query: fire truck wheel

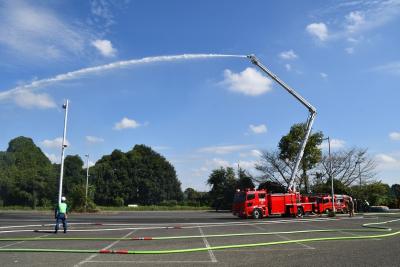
296;207;304;218
252;209;262;219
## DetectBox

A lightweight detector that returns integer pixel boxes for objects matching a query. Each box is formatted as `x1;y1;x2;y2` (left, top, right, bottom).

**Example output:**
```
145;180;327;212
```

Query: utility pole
58;100;69;204
85;154;90;212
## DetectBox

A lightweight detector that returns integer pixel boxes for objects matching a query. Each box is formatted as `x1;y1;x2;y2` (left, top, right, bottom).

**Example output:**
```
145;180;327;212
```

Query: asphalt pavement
0;210;399;266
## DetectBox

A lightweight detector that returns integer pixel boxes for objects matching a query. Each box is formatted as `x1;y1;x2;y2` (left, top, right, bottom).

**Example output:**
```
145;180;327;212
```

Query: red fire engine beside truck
232;189;351;219
232;189;314;219
309;194;350;214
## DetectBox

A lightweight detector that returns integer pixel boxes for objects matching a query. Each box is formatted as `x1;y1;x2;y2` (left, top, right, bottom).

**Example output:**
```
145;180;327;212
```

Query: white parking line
74;229;137;267
199;227;217;263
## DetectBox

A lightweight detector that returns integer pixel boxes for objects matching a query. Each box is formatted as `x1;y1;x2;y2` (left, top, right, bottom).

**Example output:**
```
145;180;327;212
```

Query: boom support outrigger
247;55;317;192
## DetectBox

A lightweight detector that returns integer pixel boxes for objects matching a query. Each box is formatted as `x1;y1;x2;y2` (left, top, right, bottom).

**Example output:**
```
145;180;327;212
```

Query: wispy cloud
376;153;397;163
86;135;104;143
92;39;116;57
279;50;298;60
89;0;115;32
198;145;253;155
249;124;267;134
83;160;96;169
221;67;273;96
0;1;87;60
306;23;329;41
320;139;345;149
375;152;400;172
320;72;328;79
113;117;141;130
389;132;400;141
345;47;355;54
13;90;56;109
45;152;60;163
41;137;70;149
372;61;400;75
307;0;400;48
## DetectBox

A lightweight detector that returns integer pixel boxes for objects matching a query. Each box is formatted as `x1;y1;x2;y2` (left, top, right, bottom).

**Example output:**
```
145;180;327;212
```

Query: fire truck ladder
247;55;317;192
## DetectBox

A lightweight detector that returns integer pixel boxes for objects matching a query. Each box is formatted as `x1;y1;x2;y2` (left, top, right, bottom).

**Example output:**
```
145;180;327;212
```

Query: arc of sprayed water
0;54;247;101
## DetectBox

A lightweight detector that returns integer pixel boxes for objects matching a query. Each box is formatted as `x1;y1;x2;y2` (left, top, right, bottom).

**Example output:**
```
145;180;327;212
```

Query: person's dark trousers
55;214;67;233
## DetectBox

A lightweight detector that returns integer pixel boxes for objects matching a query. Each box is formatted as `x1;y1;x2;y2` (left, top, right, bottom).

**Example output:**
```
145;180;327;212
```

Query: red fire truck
309;194;350;214
232;189;314;219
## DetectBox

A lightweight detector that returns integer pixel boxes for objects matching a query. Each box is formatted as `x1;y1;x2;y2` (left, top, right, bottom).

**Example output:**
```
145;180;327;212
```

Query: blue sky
0;0;399;190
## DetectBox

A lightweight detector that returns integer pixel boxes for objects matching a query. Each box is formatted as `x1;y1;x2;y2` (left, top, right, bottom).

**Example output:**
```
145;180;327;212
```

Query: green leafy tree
351;182;392;206
312;178;350;195
63;155;85;196
391;184;400;208
278;123;323;193
258;181;286;193
236;168;255;190
0;137;57;207
93;145;183;206
207;167;236;210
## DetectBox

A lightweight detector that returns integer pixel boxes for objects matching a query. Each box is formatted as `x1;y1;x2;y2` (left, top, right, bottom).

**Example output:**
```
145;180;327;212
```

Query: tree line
0;136;183;210
0;129;399;211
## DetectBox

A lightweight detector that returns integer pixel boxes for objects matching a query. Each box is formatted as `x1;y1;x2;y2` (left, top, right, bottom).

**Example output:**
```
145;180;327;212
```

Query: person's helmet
61;196;66;202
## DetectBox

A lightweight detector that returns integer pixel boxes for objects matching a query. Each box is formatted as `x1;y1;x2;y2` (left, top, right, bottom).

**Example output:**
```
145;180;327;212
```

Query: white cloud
222;67;273;96
0;1;86;60
376;154;397;163
373;61;400;75
198;145;252;155
389;132;400;141
86;135;104;143
92;39;116;57
113;117;141;130
375;152;400;172
251;149;262;157
89;0;115;29
285;64;292;71
345;47;355;54
41;137;70;149
13;90;56;109
249;124;267;134
320;139;345;149
45;153;60;163
345;11;366;33
343;2;400;35
279;50;298;60
83;160;95;169
240;149;263;158
210;158;231;168
236;160;257;170
320;72;328;78
306;22;329;41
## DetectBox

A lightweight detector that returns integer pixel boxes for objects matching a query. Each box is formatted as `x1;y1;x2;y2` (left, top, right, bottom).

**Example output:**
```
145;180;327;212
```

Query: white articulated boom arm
247;54;317;192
